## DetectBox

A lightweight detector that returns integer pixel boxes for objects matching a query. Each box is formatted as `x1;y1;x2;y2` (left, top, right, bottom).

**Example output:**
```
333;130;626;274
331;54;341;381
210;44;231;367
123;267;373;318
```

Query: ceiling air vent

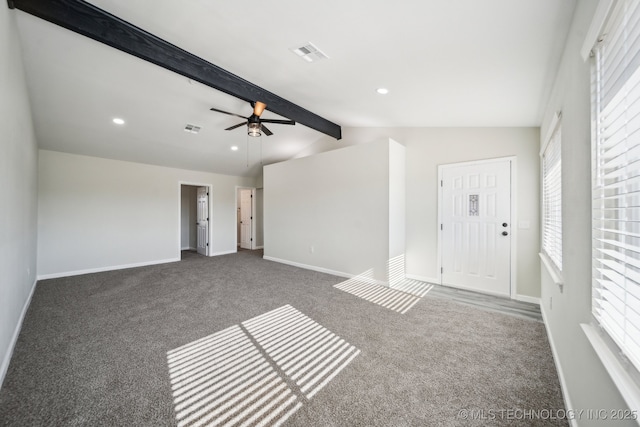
289;42;329;63
184;124;201;134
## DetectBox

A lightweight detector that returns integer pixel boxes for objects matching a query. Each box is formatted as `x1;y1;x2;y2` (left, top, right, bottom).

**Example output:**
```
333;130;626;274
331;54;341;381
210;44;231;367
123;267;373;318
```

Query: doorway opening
437;157;516;298
180;183;211;257
236;187;264;251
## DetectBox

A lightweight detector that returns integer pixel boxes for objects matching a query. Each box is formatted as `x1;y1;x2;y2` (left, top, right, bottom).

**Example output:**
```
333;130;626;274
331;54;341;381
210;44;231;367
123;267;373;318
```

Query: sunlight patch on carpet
334;279;433;314
167;325;300;427
167;306;359;426
389;279;433;297
242;305;360;399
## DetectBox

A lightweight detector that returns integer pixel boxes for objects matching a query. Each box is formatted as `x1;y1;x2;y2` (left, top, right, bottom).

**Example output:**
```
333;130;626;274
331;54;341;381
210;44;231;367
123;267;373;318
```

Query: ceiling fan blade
253;101;267;117
225;122;247;131
261;124;273;136
260;119;296;125
210;107;247;120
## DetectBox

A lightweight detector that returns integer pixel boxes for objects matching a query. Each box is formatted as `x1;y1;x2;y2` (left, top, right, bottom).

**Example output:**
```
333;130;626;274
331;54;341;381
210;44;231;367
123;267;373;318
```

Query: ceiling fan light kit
247;121;261;137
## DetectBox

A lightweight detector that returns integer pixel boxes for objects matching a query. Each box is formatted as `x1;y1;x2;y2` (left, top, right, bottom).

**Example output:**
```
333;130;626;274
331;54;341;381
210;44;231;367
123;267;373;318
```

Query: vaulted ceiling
13;0;577;177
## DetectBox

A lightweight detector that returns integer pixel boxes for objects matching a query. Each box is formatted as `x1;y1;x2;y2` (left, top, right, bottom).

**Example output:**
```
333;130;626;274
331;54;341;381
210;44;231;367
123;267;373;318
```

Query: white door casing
196;186;209;256
240;189;253;250
440;159;512;296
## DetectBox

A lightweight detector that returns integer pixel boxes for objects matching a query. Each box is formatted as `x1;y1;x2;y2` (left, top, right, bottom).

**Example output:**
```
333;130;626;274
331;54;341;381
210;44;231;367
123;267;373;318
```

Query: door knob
502;223;508;227
502;231;509;236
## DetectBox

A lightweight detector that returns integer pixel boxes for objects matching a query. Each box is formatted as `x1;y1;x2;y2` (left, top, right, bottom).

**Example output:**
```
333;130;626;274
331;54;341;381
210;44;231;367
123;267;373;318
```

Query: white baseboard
541;304;576;427
262;256;388;285
1;277;37;388
514;294;541;305
263;256;351;279
181;246;196;251
405;273;439;284
36;258;180;280
254;245;264;250
209;250;237;257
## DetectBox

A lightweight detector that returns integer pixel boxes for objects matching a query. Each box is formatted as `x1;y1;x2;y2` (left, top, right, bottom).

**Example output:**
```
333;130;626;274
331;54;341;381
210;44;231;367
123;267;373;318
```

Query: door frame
437;156;518;298
236;186;257;250
178;181;213;256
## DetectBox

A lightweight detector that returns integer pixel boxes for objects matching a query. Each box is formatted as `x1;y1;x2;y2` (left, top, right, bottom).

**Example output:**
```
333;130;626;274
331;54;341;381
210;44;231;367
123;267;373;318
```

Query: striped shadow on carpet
167;325;300;427
243;305;360;400
167;305;359;427
334;278;433;314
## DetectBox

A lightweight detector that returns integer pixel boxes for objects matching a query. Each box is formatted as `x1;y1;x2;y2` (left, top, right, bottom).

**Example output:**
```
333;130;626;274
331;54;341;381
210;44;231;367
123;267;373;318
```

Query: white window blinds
542;124;562;272
592;0;640;372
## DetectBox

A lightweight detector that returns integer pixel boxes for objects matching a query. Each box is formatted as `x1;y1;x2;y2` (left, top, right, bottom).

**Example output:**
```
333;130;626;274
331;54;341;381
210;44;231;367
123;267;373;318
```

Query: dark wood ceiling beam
8;0;342;140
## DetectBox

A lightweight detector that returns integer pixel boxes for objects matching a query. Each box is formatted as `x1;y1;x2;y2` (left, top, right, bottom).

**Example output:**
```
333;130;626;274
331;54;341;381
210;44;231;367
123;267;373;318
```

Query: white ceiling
14;0;577;177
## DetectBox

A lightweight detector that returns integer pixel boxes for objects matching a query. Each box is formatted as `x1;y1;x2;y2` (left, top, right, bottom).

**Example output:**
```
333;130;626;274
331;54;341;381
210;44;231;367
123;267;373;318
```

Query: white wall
295;127;540;298
388;140;406;261
37;150;255;278
0;6;39;386
180;185;197;250
264;140;405;283
539;0;633;422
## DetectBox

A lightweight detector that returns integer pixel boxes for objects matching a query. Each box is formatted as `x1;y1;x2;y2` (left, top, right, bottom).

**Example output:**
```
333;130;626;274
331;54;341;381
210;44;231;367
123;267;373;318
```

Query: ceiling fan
210;101;295;137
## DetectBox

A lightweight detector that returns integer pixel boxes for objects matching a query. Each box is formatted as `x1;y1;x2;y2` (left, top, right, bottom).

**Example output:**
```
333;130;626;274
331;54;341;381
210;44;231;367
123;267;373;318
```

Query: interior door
240;189;253;250
196;186;208;256
441;159;511;296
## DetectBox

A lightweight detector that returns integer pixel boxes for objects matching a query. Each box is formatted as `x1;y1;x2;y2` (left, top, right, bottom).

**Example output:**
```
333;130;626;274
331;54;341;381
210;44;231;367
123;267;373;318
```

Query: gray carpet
0;250;567;426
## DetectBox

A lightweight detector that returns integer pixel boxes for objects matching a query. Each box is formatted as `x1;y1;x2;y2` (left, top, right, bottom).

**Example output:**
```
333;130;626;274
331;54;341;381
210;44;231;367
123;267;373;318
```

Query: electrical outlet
310;245;315;254
550;296;553;310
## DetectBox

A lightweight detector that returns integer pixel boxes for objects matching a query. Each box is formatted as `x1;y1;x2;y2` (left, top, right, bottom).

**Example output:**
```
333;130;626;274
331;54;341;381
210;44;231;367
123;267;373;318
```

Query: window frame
586;0;640;411
540;113;563;278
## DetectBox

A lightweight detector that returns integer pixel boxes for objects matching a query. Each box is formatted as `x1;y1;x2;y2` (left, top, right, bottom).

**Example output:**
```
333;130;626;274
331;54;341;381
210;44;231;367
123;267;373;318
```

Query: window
542;120;562;273
592;0;640;372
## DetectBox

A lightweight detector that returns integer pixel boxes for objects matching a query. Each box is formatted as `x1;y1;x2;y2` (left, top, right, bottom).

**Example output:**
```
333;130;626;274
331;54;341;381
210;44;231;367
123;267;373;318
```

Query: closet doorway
180;183;211;256
237;188;254;250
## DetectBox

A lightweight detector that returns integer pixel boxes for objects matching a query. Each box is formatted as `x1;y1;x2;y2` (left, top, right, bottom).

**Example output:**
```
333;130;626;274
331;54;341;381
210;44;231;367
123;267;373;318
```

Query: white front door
240;189;253;250
440;159;511;296
196;187;209;256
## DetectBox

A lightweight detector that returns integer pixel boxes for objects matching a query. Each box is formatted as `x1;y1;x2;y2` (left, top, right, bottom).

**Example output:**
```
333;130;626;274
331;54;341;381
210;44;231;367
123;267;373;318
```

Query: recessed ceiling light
112;118;125;125
230;146;239;151
376;88;389;95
